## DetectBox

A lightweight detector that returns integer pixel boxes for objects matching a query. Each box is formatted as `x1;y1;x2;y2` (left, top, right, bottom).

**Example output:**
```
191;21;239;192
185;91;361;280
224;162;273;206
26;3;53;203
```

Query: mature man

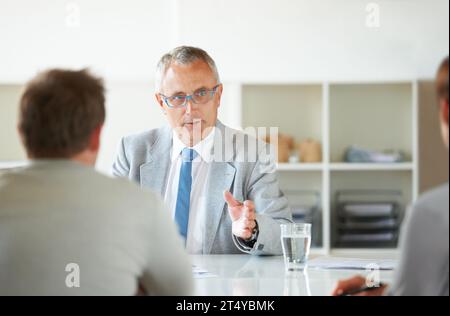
113;46;292;255
0;69;192;295
333;57;449;296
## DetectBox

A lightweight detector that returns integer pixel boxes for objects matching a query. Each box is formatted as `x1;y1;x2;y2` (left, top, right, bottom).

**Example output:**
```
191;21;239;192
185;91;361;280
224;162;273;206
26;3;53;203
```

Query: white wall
96;81;163;174
0;86;26;160
0;0;172;83
0;0;449;81
0;0;449;173
0;0;448;82
176;0;449;82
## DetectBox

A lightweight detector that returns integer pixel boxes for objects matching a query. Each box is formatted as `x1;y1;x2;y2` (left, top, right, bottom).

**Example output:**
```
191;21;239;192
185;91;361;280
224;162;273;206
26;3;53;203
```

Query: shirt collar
171;127;216;163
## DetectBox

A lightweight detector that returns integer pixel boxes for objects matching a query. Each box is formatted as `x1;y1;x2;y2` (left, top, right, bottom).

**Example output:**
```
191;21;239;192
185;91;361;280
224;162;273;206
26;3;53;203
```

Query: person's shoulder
121;126;171;150
415;183;449;209
218;122;271;154
0;170;16;191
412;182;449;218
96;169;158;195
92;170;165;219
221;123;266;143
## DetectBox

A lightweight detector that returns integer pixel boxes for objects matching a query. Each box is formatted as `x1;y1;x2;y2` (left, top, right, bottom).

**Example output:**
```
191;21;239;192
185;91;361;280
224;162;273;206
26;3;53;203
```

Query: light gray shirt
390;183;449;296
0;160;192;296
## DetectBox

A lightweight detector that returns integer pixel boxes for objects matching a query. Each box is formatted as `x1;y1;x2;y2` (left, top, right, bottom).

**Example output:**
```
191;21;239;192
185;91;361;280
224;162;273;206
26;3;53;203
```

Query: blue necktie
174;148;198;239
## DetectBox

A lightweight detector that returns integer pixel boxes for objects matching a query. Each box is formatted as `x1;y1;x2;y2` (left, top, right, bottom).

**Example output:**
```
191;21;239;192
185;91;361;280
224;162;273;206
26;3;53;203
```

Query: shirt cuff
236;220;259;249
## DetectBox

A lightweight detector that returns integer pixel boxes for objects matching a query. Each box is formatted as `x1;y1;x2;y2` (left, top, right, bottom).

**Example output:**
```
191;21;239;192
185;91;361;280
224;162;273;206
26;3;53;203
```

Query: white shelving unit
233;81;420;258
276;163;323;171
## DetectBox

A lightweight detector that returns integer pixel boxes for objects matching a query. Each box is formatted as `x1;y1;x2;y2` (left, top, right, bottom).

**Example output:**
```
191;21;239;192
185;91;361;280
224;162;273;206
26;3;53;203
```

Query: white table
191;255;395;296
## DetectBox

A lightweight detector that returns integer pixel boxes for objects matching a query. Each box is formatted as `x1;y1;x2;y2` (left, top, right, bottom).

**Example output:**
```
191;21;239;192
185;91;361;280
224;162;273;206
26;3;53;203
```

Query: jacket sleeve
112;137;130;178
233;143;293;256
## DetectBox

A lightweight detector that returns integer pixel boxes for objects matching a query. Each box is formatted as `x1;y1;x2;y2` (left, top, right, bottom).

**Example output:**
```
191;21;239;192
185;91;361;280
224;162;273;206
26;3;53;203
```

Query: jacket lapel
140;126;172;198
203;120;237;253
203;162;236;254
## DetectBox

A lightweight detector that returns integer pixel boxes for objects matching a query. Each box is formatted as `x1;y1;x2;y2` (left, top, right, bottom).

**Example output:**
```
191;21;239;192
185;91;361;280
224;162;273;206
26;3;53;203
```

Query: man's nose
185;97;195;114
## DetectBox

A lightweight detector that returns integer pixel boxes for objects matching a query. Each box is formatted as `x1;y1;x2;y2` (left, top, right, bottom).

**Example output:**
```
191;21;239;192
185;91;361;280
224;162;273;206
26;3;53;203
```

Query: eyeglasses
160;84;221;109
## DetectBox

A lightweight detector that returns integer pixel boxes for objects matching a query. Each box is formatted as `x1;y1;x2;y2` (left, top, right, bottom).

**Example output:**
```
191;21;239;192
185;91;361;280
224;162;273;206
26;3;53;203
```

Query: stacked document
342;203;395;217
339;218;398;230
192;265;217;279
308;256;397;271
340;232;396;242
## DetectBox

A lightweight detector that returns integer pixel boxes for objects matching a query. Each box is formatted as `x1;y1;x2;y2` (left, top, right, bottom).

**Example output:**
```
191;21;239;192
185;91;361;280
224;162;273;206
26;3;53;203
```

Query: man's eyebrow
194;86;210;92
165;90;186;96
166;86;209;96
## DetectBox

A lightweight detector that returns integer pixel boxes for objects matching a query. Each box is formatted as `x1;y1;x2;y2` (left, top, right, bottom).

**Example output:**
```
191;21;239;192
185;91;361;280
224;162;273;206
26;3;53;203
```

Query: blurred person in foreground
0;69;192;296
333;57;449;296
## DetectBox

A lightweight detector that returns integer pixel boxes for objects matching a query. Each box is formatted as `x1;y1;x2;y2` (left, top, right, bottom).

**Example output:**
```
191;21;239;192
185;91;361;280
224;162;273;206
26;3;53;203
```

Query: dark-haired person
333;57;449;296
0;69;192;296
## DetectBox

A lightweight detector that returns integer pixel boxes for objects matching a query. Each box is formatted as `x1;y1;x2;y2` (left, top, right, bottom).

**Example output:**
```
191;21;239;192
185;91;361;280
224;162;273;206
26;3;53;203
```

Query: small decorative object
344;145;406;163
264;134;294;163
297;139;322;163
289;154;299;164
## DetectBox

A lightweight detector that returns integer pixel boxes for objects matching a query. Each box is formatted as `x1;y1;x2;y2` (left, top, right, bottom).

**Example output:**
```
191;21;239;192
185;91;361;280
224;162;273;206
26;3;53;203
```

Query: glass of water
280;223;312;272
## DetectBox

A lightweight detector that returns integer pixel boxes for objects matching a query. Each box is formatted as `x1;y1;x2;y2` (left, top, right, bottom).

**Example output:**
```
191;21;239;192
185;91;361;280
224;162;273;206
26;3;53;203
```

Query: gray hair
155;46;221;92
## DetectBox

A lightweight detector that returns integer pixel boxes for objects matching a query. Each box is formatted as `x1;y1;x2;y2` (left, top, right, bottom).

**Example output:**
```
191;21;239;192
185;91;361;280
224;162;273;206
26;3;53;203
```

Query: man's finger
243;219;256;230
227;206;242;222
244;200;255;209
243;207;256;220
332;276;366;296
224;191;242;207
242;206;250;219
238;228;252;240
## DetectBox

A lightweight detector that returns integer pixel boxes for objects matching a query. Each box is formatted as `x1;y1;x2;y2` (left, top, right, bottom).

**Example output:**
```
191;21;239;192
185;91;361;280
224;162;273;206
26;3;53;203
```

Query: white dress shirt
164;128;216;254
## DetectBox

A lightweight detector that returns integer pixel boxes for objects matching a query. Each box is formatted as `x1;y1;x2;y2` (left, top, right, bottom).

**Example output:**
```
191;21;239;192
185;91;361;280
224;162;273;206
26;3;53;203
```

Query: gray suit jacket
113;120;292;255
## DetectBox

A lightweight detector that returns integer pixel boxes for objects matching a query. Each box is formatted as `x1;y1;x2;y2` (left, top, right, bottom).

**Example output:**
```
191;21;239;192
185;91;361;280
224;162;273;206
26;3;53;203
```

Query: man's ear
216;84;224;108
441;99;449;127
17;124;24;145
89;125;103;152
155;93;166;112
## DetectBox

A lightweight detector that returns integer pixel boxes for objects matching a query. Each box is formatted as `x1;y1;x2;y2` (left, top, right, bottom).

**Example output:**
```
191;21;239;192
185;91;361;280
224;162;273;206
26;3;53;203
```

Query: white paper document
307;256;397;271
192;265;218;279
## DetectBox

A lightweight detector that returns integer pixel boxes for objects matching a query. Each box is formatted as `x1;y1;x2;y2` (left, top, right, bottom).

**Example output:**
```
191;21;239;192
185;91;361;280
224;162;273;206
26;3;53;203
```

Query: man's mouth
184;120;202;126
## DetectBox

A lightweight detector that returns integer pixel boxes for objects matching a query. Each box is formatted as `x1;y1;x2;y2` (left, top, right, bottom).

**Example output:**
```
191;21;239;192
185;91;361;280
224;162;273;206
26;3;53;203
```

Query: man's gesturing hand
224;191;257;241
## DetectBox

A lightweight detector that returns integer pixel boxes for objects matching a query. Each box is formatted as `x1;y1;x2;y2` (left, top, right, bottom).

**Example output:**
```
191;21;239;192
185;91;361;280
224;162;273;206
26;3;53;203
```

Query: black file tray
334;190;403;248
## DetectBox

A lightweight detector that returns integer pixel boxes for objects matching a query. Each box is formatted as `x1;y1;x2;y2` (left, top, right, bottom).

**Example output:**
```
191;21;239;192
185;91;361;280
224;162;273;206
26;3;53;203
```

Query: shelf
276;163;323;171
0;161;29;170
329;163;414;171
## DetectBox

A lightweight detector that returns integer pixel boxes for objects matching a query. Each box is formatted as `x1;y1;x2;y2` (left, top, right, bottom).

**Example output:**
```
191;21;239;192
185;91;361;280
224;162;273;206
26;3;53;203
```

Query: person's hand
224;191;257;240
332;275;387;296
